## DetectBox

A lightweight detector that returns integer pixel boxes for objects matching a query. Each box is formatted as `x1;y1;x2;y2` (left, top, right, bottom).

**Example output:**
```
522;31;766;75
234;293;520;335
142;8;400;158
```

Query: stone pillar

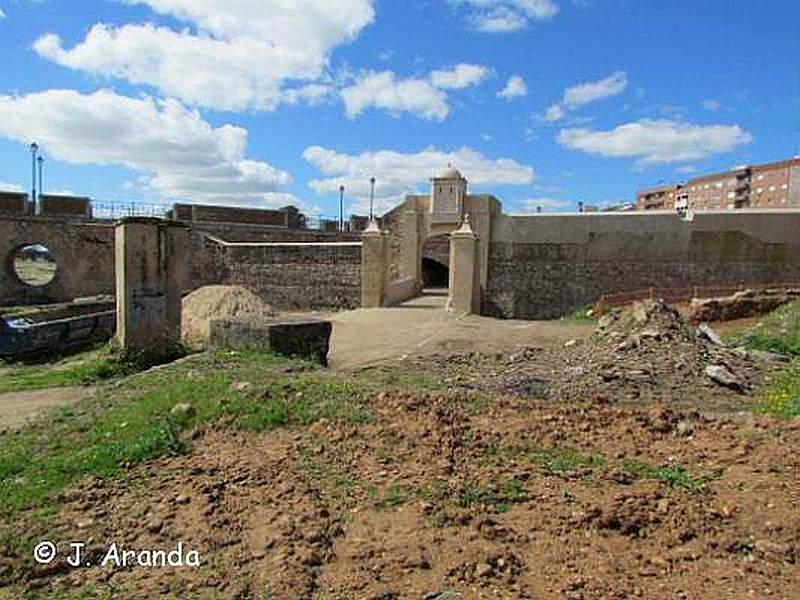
448;215;481;314
402;208;420;285
115;217;188;355
361;220;388;308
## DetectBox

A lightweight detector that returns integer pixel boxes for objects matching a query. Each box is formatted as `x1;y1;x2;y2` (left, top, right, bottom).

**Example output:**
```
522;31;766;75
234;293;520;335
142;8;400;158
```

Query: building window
769;185;776;192
757;188;763;194
757;174;765;181
781;198;788;204
782;184;788;189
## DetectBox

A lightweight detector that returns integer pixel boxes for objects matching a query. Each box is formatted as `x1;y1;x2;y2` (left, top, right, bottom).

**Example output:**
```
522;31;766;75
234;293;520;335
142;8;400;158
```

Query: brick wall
39;195;92;218
484;211;800;319
0;192;29;216
218;243;362;310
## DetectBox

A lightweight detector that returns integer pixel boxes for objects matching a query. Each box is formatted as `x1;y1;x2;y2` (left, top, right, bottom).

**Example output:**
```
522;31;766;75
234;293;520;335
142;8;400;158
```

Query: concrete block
207;318;332;365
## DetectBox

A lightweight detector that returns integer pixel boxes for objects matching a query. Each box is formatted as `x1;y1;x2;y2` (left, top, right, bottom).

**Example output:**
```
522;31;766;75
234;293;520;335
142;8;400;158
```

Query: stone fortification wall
485;210;800;319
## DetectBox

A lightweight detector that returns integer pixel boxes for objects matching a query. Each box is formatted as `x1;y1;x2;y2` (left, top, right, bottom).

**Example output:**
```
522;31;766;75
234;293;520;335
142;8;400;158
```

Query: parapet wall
0;215;360;307
484;210;800;319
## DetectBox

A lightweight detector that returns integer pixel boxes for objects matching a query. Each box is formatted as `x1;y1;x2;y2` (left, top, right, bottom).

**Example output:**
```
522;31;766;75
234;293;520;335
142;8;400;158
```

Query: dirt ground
8;301;798;599
3;299;798;599
19;391;798;599
328;292;593;370
0;386;94;432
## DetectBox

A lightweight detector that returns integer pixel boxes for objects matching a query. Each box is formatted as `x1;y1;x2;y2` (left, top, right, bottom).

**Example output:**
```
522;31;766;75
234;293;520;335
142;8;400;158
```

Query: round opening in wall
12;244;58;287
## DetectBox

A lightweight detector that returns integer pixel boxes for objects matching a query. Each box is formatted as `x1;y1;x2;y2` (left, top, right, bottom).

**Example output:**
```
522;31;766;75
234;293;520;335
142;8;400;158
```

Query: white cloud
518;197;571;212
340;64;489;120
0;180;23;193
676;165;699;175
303;145;535;214
0;8;6;19
341;71;449;120
0;89;299;208
429;64;490;90
34;1;376;112
702;99;724;111
498;75;528;100
282;83;335;107
546;71;628;121
452;1;560;32
558;119;753;166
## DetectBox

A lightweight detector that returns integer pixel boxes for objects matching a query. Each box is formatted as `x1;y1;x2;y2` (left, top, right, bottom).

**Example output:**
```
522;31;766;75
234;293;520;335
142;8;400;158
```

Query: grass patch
375;483;413;510
756;360;800;420
486;443;707;492
729;301;800;357
0;344;186;394
531;447;607;475
563;304;597;324
0;349;442;524
620;459;708;493
459;478;528;513
489;444;606;476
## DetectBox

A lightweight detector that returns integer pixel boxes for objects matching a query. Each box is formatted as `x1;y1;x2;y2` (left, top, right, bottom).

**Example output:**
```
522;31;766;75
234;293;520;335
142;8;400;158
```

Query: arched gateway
360;165;501;313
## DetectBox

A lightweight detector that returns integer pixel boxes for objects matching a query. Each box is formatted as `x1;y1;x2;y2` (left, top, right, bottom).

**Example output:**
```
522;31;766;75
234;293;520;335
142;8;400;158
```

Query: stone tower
430;164;467;224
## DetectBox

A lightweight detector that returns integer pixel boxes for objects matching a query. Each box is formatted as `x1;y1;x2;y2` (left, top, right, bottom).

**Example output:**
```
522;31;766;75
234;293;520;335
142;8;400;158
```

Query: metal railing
88;201;372;232
91;201;172;220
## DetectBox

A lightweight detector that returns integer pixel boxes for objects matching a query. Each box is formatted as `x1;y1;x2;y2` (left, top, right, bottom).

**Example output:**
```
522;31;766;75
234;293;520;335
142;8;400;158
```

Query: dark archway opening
422;257;449;289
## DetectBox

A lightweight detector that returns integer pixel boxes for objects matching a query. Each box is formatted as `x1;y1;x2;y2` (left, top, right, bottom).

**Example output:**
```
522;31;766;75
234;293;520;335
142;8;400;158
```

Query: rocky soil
418;300;778;416
13;392;798;599
5;300;799;599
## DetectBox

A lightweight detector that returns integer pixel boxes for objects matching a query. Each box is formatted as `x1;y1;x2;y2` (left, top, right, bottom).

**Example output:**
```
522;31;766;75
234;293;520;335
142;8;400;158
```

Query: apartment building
637;157;800;210
636;184;682;210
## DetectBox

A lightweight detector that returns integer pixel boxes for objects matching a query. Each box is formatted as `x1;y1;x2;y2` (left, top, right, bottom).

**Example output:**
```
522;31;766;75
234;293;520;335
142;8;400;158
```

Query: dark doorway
422;257;449;288
421;234;450;290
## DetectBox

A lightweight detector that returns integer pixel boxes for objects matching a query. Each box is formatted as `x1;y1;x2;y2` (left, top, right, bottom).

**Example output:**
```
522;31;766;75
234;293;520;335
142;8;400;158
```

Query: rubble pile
430;299;773;409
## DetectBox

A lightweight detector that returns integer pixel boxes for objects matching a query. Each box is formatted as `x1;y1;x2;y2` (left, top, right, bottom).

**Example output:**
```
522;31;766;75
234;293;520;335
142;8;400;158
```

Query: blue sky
0;0;798;216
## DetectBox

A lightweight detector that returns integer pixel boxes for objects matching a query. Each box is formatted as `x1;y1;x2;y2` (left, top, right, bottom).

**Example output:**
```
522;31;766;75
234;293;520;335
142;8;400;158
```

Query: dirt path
0;386;94;431
329;291;592;370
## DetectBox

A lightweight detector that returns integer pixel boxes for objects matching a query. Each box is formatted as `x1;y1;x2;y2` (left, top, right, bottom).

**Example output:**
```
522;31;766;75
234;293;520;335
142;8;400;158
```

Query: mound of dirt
688;289;800;323
597;298;685;338
181;286;277;349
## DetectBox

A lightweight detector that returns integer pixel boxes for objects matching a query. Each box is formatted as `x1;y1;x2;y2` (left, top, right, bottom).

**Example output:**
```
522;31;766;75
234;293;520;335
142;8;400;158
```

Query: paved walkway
329;290;592;370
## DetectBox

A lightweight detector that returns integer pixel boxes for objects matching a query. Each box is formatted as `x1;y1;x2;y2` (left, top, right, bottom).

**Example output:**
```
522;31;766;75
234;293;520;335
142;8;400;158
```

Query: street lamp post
30;143;38;211
369;177;376;221
339;185;345;232
37;156;44;207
